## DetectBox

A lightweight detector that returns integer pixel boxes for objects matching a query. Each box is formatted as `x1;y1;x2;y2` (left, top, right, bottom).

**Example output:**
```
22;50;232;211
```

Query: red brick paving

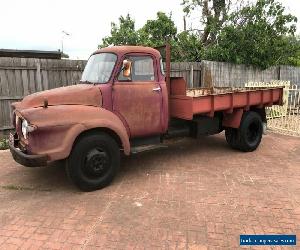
0;132;299;249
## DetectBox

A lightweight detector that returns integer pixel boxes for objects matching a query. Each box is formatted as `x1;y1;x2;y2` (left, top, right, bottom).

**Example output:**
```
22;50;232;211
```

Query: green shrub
0;139;9;150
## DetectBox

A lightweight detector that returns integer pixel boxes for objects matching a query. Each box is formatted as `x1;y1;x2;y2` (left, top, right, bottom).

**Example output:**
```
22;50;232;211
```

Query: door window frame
114;53;158;83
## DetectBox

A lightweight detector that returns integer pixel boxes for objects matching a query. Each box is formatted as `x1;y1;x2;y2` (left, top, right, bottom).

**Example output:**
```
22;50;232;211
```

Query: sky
0;0;299;60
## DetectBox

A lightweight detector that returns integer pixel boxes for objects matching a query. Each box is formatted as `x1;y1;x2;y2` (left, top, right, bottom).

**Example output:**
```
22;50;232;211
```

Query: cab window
81;53;117;84
118;56;155;82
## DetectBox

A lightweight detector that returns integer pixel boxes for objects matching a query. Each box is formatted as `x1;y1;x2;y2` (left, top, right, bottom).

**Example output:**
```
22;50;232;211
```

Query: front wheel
66;132;120;191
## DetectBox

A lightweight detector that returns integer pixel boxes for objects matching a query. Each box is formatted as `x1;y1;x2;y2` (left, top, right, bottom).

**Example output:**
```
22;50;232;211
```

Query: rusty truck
9;45;283;191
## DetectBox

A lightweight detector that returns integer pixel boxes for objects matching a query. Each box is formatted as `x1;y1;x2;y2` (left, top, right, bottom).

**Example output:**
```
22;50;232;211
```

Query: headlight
22;119;29;139
21;119;36;139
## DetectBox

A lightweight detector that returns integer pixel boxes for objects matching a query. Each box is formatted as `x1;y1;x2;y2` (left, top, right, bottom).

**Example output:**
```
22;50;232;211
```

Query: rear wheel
231;111;263;152
66;132;120;191
225;128;239;149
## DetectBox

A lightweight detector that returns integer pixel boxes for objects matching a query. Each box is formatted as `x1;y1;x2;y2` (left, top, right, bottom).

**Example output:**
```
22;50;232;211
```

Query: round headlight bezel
21;119;36;140
21;119;29;139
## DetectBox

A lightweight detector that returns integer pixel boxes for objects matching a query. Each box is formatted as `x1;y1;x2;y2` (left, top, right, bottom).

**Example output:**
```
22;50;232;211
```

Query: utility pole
61;30;70;54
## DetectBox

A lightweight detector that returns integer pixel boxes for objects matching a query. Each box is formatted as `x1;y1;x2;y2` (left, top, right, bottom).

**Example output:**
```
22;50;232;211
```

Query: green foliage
173;32;203;61
139;12;177;47
99;11;202;61
99;12;177;49
286;37;300;66
99;0;300;68
100;14;139;48
182;0;229;44
205;0;298;68
0;138;9;150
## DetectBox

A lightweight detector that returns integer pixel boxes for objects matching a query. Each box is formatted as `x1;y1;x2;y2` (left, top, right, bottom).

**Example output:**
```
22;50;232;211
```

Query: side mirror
122;59;132;77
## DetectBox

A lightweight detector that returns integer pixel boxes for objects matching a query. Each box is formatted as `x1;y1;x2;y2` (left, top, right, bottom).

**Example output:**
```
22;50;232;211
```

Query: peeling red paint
10;45;284;165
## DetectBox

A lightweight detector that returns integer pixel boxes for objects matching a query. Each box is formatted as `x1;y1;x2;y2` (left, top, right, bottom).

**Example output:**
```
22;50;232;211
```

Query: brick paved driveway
0;132;299;250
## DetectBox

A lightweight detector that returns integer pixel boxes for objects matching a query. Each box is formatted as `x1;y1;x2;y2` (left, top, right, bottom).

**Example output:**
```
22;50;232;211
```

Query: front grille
12;113;16;128
16;118;22;139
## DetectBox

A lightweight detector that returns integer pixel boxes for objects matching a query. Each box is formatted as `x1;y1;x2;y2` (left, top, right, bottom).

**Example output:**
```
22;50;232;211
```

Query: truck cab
9;45;283;191
85;46;169;138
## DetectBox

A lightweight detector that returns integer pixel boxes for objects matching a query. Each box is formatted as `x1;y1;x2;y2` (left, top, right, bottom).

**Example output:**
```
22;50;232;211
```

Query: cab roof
93;46;161;58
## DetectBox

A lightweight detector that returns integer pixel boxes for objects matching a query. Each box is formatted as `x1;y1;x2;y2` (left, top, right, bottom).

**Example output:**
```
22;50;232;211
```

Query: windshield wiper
80;80;95;85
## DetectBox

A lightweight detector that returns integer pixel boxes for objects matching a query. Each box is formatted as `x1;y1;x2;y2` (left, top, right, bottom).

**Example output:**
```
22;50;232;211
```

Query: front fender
19;105;130;161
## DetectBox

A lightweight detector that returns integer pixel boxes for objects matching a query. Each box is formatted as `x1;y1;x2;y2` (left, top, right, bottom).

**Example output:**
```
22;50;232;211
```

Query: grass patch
0;139;9;150
1;184;52;192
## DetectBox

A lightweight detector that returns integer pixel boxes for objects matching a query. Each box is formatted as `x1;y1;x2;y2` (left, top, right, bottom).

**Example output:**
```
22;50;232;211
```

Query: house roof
0;49;63;59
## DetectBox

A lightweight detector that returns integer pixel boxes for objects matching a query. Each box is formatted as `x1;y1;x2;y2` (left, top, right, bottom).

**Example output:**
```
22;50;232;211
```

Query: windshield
81;53;117;84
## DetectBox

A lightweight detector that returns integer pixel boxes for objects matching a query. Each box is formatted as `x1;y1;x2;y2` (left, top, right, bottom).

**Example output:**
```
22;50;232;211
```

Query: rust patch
112;82;163;138
15;84;102;110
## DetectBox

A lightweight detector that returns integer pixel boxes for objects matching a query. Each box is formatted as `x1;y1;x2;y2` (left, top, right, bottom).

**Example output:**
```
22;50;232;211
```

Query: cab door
112;54;163;138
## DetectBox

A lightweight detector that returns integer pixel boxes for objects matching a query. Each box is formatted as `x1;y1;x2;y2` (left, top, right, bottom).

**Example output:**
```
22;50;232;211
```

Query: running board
131;144;168;154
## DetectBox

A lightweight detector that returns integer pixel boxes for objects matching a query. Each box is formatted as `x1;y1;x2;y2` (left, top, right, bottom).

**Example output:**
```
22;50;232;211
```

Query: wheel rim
83;148;110;178
246;121;260;144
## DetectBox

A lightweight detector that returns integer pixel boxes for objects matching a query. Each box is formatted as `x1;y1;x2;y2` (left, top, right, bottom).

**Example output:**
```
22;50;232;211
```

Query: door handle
153;87;161;92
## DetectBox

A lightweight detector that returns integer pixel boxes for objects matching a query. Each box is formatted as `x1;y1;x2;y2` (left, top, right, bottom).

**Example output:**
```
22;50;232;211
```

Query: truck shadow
118;134;232;179
3;160;76;193
7;134;231;193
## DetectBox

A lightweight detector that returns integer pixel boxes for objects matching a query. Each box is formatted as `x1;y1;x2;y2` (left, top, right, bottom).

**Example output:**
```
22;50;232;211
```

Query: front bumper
9;133;48;167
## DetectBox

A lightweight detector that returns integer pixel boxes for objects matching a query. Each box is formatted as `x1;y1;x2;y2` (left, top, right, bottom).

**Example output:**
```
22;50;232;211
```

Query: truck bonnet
13;84;102;110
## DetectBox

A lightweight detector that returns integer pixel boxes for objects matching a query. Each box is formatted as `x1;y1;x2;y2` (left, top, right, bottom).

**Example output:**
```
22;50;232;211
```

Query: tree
139;12;177;48
204;0;298;68
182;0;230;45
174;32;203;61
99;14;139;48
286;36;300;66
99;1;300;68
99;12;182;60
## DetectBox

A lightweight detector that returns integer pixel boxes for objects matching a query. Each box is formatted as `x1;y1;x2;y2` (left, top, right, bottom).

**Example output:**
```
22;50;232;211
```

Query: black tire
66;132;120;191
225;128;239;150
236;111;263;152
